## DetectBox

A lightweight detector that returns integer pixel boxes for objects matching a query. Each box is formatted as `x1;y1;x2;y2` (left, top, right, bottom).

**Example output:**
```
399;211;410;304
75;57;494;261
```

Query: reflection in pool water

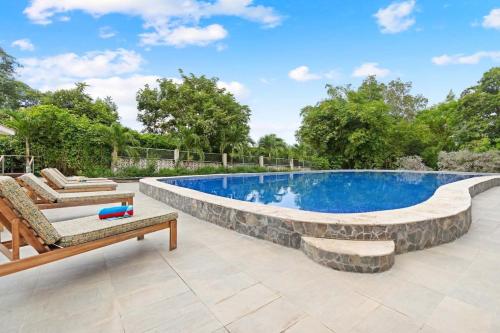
160;172;476;213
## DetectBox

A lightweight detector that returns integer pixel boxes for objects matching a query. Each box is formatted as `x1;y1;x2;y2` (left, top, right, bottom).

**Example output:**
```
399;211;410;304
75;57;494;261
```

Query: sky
1;0;499;143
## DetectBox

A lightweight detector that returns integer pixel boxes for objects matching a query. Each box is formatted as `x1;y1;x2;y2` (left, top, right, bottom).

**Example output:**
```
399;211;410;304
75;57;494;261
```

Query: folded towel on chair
99;205;133;220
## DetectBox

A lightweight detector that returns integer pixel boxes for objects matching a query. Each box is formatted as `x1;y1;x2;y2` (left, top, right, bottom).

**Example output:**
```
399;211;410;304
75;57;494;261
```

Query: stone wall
116;157;222;172
117;157;307;172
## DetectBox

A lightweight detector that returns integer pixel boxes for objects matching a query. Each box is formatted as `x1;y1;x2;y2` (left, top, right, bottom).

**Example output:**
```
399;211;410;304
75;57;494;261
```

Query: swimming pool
160;171;476;213
142;172;500;271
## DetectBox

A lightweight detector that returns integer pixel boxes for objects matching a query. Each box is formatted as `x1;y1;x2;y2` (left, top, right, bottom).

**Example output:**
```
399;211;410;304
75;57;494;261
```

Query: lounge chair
18;173;134;209
41;168;117;192
0;176;177;276
51;168;112;183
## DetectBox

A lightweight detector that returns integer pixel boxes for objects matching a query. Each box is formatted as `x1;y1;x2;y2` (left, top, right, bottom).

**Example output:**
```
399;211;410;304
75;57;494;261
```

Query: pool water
161;172;476;213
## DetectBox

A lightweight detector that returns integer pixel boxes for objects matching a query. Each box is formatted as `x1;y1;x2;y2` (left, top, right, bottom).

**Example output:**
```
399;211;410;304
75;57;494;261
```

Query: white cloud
99;26;117;39
11;38;35;51
483;8;500;30
18;49;143;89
432;51;500;65
17;48;248;128
352;62;391;77
217;80;250;99
24;0;282;47
288;66;322;82
85;75;160;128
374;0;416;34
140;24;228;47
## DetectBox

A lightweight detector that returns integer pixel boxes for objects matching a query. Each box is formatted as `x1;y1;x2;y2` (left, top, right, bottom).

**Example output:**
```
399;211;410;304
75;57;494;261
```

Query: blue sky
1;0;499;143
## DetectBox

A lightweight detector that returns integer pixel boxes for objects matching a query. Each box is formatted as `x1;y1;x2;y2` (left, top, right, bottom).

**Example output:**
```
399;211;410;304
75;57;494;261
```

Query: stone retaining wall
116;157;222;172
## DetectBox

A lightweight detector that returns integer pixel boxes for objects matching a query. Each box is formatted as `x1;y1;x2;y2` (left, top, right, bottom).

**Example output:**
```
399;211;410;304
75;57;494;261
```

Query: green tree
1;109;39;171
257;134;289;158
42;83;119;125
105;124;138;171
136;70;251;153
297;80;395;168
383;78;428;120
455;67;499;150
0;47;41;110
2;105;113;174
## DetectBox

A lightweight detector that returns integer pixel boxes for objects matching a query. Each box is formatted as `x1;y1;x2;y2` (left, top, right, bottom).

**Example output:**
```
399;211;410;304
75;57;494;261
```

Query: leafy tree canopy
0;47;41;110
136;70;251;154
41;83;119;125
257;134;289;158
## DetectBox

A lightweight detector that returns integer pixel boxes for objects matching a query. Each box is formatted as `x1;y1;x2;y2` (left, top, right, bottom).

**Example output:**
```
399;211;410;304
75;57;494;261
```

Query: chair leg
137;235;144;241
169;220;177;251
11;219;20;260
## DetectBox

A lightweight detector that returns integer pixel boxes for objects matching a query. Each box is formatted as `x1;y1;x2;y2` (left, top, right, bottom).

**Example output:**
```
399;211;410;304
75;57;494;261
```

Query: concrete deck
1;183;500;332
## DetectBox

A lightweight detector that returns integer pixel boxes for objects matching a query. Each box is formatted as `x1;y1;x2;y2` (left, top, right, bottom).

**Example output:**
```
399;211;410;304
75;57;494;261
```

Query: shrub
437;150;500;173
396;155;432;171
115;164;157;177
310;156;331;170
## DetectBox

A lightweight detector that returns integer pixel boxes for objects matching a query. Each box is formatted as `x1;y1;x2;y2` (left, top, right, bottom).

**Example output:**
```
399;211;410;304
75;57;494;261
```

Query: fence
116;147;312;172
0;155;36;174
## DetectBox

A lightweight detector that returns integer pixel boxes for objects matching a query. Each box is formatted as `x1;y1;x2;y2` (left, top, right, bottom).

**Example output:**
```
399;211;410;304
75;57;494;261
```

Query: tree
354;76;427;120
1;109;39;172
297;79;395;168
177;126;208;161
413;100;459;167
105;124;138;171
0;47;41;110
383;78;428;120
1;105;115;174
136;70;251;153
257;134;289;158
42;83;119;125
455;67;499;151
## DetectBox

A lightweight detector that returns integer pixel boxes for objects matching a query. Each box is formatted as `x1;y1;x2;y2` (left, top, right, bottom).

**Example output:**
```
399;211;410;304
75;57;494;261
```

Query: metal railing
123;147;176;160
0;155;36;174
263;157;290;167
228;154;259;165
178;151;222;163
118;147;313;169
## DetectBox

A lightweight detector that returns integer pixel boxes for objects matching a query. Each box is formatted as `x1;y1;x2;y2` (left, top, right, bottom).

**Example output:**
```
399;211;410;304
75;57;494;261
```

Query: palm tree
257;134;288;158
106;124;138;172
178;126;207;162
4;110;36;172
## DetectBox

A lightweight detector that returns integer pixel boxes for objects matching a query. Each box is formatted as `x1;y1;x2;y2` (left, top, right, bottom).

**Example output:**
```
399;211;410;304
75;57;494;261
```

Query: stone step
301;237;395;273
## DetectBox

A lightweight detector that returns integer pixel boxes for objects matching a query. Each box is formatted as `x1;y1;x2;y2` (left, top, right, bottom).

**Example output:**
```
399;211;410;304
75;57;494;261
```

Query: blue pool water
161;172;476;213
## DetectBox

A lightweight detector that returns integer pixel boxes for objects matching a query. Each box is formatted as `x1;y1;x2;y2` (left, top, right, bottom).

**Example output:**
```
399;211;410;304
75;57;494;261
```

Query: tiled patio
1;183;500;333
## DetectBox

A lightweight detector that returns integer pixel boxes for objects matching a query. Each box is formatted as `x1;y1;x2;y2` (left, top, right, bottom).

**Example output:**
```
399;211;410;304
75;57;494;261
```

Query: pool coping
140;170;500;253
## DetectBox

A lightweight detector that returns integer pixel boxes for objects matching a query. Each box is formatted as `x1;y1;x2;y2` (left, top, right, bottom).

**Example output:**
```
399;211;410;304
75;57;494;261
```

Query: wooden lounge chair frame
17;178;134;210
0;197;177;277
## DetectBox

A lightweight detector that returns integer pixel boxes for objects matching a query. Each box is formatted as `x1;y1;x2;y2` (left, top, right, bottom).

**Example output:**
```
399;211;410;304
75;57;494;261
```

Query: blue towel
99;205;133;220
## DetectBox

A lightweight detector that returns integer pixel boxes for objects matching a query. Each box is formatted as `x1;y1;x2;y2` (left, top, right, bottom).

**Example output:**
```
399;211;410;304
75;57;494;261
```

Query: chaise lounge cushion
0;176;61;244
57;191;134;203
51;168;111;183
20;173;134;204
54;212;178;247
19;173;59;203
41;169;117;190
